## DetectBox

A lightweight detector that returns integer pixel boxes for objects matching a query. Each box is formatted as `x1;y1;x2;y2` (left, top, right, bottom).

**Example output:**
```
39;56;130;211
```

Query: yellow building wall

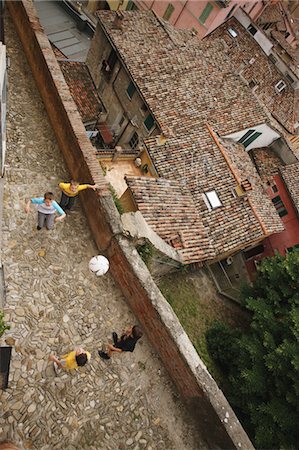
120;188;138;212
140;148;158;177
106;0;130;11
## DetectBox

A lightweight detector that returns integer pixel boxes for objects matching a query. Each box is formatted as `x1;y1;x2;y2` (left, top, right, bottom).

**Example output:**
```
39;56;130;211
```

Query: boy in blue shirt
25;192;66;230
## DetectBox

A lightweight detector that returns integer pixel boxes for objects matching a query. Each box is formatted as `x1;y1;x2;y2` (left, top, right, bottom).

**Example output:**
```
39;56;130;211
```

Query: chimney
112;145;123;162
113;11;124;30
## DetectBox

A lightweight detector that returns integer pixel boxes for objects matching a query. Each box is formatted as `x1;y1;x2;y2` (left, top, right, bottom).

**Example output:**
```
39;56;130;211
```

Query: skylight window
203;191;222;211
275;80;287;93
228;28;238;38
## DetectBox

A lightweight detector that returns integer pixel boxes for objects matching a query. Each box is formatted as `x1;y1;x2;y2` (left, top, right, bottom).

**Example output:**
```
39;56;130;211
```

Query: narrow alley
0;12;208;450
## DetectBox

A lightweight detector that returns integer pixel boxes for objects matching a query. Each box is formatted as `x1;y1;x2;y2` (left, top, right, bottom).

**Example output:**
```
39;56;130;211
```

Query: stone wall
7;2;254;449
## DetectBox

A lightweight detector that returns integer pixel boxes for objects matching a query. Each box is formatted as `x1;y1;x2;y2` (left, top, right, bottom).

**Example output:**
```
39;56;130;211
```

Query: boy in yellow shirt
49;348;91;373
59;180;97;211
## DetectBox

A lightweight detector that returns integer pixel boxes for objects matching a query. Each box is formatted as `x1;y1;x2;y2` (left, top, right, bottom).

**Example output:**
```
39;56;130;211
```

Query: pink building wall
245;173;299;279
135;1;261;38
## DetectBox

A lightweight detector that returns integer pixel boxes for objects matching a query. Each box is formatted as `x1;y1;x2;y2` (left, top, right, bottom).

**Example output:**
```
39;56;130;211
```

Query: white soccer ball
89;255;109;276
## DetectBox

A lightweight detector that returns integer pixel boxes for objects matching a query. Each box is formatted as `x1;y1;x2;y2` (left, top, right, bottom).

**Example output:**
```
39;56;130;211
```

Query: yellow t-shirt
60;350;91;369
59;183;89;197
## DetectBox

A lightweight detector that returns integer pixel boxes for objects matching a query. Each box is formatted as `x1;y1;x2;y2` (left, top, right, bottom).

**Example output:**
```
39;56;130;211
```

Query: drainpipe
0;0;4;44
174;0;188;26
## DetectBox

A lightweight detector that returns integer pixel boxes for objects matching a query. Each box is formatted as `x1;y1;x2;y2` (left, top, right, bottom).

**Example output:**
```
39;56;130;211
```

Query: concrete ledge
7;2;254;449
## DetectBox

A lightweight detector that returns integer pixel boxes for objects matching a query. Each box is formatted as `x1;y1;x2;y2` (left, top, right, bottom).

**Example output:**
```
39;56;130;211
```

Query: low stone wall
7;2;254;449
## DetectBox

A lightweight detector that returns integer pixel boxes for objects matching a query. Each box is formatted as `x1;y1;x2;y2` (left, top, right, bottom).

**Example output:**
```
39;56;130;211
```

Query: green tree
206;251;299;449
0;310;10;338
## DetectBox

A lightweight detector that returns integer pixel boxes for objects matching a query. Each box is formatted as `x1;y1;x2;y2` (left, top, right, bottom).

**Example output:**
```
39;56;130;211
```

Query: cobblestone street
0;13;208;450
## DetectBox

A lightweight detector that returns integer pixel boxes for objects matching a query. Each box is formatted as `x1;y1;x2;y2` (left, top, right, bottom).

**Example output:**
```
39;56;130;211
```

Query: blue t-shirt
31;198;65;215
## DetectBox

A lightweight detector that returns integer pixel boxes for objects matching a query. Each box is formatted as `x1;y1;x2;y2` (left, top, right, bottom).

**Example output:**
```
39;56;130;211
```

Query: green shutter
199;3;213;24
126;81;136;99
144;114;155;131
163;4;175;21
238;129;255;144
243;131;262;148
126;1;138;11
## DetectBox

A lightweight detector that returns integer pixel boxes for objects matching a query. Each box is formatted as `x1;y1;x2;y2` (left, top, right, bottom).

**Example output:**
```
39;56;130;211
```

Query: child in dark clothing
98;325;143;360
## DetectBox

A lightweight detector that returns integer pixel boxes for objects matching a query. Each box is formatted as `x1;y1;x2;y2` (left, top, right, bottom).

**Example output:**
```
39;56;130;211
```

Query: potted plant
0;310;11;390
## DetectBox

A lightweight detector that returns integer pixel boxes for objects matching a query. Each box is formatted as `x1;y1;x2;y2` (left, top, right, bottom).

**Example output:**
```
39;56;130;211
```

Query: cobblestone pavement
0;13;208;450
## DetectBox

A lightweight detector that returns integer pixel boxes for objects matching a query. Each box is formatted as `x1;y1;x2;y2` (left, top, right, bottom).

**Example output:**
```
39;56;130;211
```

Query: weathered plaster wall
7;2;254;449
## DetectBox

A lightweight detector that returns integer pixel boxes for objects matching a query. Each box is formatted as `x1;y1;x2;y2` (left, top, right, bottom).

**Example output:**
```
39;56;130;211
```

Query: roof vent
226;256;233;265
113;11;124;30
233;185;246;198
275;80;287;93
156;133;167;146
233;180;252;198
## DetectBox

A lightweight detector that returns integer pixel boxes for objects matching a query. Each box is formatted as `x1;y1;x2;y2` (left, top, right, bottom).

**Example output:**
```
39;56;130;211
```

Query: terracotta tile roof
51;43;67;59
96;11;268;137
59;60;101;124
257;3;283;24
207;18;298;134
96;11;284;263
280;163;299;215
141;127;284;261
271;30;299;64
125;176;215;263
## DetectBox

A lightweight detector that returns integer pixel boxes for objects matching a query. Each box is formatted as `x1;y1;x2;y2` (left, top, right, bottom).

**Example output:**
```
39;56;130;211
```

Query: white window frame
275;80;286;93
202;190;222;211
228;28;238;38
129;131;139;150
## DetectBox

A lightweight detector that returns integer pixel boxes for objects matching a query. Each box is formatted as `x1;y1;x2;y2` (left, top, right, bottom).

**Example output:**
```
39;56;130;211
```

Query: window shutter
144;114;155;131
163;4;175;21
127;81;136;99
199;3;213;24
242;131;262;148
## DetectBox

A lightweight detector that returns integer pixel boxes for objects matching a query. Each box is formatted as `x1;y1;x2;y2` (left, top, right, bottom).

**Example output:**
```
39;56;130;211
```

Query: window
107;49;117;72
228;28;238;38
163;4;175;21
272;184;278;193
144;114;155;131
129;132;139;149
269;54;277;64
275;80;286;93
203;190;222;211
119;115;125;128
261;22;272;31
248;24;257;36
199;3;213;24
126;0;138;10
287;244;299;253
272;195;288;217
238;129;262;148
249;80;257;89
126;81;136;100
243;244;264;260
285;73;294;84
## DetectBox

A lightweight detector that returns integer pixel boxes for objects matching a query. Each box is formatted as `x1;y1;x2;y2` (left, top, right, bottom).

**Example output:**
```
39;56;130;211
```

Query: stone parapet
7;2;254;449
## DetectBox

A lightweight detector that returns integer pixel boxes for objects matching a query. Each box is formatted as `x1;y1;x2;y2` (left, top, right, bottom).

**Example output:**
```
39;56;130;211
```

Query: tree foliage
206;251;299;449
0;310;10;338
